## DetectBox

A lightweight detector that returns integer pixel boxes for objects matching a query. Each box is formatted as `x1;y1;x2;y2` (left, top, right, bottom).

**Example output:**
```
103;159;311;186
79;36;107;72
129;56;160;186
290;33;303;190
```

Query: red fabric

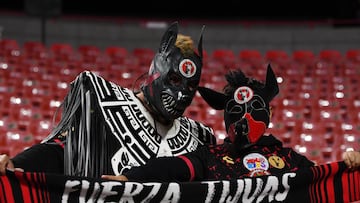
342;169;350;203
0;173;15;203
325;162;338;203
16;171;31;203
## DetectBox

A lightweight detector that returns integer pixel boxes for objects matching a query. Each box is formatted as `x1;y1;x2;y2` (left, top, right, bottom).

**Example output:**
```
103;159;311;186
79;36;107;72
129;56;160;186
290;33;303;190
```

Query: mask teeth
164;96;175;106
169;109;176;115
162;94;180;116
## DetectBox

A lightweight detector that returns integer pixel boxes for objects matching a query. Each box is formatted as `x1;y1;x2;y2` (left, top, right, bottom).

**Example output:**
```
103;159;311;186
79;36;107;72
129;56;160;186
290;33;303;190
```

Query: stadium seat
212;49;235;59
0;39;20;57
322;120;342;145
318;49;343;65
184;105;205;121
0;146;11;155
5;128;36;155
296;130;330;165
238;49;264;69
292;50;315;64
239;49;262;61
345;49;360;63
1;37;357;165
105;46;128;64
78;44;102;63
340;130;360;155
319;49;342;59
23;41;48;60
265;50;290;70
0;39;22;64
50;43;75;61
132;47;155;66
265;50;289;62
211;49;236;69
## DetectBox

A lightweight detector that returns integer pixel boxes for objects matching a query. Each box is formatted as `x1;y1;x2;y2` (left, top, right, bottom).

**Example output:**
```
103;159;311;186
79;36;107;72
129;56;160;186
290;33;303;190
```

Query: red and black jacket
124;134;315;182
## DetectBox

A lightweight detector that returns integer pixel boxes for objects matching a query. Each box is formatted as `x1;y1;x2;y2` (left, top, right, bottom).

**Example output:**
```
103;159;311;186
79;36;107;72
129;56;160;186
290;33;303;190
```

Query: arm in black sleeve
124;157;190;182
11;143;64;174
124;147;209;182
290;149;315;167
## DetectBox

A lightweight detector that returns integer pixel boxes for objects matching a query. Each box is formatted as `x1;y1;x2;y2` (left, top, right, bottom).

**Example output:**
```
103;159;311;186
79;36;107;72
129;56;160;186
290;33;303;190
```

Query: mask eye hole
226;100;244;114
187;81;198;91
168;73;182;86
251;99;266;110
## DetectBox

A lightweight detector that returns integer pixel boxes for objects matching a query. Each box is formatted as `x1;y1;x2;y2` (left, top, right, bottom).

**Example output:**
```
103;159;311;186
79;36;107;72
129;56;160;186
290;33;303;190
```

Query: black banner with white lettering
1;161;359;203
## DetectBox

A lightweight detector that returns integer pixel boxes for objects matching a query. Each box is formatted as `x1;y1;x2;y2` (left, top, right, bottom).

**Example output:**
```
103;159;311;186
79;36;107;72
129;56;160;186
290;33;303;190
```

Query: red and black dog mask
198;64;279;149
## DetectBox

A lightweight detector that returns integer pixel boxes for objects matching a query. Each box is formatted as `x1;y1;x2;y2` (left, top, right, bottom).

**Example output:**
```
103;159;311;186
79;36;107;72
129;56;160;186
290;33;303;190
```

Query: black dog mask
141;21;204;124
198;64;279;149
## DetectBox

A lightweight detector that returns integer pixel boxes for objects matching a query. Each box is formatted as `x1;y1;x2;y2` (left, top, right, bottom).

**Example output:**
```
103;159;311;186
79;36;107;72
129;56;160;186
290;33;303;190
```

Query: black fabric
1;161;360;203
124;157;190;182
11;143;64;174
124;134;315;182
196;134;315;180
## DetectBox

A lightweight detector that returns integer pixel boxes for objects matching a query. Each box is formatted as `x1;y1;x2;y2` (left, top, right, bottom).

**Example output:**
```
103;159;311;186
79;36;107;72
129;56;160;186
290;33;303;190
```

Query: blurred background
0;0;360;165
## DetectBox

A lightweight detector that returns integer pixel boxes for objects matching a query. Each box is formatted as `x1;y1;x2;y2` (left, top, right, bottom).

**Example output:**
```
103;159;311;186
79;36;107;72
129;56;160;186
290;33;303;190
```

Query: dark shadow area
0;0;359;21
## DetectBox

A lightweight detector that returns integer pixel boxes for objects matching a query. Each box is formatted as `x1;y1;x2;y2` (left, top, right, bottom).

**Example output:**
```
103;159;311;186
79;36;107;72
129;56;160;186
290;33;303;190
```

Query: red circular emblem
234;86;253;104
179;59;196;78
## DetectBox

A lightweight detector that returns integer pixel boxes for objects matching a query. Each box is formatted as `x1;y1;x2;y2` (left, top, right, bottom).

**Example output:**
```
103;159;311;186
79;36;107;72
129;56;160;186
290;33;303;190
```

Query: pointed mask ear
264;63;279;102
158;21;179;56
198;86;227;110
197;25;205;59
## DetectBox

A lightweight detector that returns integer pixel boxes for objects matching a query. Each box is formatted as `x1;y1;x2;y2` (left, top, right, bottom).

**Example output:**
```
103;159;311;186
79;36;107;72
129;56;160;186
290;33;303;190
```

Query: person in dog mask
0;22;216;177
102;64;318;182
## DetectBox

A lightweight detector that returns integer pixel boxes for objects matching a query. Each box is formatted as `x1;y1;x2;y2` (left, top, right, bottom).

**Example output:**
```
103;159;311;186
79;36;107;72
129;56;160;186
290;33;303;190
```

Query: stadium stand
0;38;359;164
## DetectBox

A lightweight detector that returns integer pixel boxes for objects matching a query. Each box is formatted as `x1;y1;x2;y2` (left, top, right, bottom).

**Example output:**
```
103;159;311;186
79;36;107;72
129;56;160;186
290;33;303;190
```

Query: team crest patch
234;86;254;104
243;153;269;171
268;155;285;169
179;59;196;78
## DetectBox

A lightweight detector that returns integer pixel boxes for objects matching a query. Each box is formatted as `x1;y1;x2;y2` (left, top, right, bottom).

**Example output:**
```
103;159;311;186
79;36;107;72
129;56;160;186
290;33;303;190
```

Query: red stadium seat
132;47;155;66
0;39;20;56
211;49;235;61
5;129;36;156
0;146;11;155
78;45;102;63
23;41;45;49
239;49;262;61
211;49;236;68
265;50;290;69
0;39;22;64
212;49;235;59
184;105;205;121
105;46;128;64
50;43;75;61
340;129;360;159
265;50;289;61
238;49;264;68
296;130;331;165
292;50;315;65
319;49;343;64
345;49;360;62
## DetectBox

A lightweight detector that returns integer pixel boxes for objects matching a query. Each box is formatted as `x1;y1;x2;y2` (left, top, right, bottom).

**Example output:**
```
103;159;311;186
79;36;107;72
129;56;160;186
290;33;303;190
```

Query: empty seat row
1;39;360;164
